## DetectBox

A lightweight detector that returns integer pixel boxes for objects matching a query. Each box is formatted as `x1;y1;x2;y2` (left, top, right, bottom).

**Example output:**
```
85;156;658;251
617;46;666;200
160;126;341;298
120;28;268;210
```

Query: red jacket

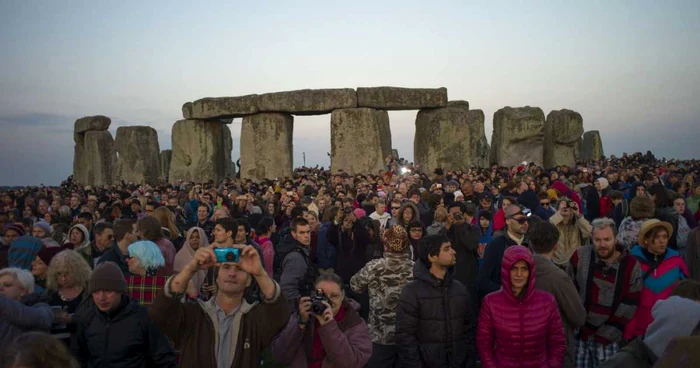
476;246;566;368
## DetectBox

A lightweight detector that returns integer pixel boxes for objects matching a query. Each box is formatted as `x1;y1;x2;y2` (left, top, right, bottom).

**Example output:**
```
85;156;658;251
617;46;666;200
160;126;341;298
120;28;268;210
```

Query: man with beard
567;218;642;368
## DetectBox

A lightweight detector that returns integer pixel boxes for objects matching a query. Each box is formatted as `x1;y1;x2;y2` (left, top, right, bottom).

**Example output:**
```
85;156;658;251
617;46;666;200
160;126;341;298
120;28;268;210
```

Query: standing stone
83;131;117;187
544;109;584;168
73;115;113;186
114;126;161;185
331;108;391;175
414;106;488;173
240;113;294;181
222;125;236;178
169;120;227;183
490;107;546;167
257;89;357;115
182;95;259;120
357;87;447;110
581;131;604;161
160;150;172;182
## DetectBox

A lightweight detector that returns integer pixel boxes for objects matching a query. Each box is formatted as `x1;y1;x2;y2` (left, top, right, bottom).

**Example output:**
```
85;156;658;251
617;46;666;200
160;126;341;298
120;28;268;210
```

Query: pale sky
1;0;699;185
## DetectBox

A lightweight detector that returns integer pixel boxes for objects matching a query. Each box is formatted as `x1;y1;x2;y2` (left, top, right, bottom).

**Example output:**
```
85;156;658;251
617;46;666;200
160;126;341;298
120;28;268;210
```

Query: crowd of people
1;151;700;368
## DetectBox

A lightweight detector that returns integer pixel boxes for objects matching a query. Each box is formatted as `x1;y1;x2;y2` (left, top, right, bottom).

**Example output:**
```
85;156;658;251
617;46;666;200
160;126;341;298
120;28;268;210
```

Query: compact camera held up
310;288;331;315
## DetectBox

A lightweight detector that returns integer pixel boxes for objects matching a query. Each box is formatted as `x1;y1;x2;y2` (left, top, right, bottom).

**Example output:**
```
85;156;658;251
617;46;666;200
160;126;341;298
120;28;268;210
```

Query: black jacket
72;295;176;368
599;337;655;368
477;234;522;299
326;221;371;283
395;260;477;368
446;222;479;288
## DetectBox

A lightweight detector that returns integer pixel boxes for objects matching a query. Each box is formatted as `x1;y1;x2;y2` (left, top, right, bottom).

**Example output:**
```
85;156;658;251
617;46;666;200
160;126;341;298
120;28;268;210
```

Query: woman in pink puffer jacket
477;245;566;368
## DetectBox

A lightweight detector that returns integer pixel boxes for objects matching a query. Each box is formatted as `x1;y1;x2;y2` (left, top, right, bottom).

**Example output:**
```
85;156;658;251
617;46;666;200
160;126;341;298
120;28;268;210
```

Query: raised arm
0;295;53;331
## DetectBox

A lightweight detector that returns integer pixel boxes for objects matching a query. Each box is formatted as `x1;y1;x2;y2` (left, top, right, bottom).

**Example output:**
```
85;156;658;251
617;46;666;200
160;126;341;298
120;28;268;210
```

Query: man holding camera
149;232;289;368
549;198;593;268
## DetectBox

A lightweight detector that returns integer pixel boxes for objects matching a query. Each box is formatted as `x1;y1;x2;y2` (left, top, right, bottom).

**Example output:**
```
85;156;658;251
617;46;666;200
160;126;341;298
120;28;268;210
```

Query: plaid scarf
126;275;167;305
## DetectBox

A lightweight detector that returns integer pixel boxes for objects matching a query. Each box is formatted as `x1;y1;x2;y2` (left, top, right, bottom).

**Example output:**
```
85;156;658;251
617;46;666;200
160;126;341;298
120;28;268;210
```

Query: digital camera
310;288;331;315
214;248;240;263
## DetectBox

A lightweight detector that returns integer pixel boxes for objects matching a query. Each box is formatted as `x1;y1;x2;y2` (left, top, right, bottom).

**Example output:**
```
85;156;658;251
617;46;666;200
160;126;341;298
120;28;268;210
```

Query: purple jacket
271;299;372;368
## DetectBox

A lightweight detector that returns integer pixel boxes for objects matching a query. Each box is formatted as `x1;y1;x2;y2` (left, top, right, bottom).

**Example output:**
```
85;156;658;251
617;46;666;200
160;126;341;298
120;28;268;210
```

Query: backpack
273;246;319;297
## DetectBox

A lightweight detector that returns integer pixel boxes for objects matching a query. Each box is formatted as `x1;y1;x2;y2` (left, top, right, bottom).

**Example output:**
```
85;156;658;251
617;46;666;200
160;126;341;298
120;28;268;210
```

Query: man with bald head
477;204;531;299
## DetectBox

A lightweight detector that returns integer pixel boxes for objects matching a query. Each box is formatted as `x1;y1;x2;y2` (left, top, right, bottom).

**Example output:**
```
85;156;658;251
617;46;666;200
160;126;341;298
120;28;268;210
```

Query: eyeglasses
540;202;550;207
512;217;529;225
125;254;132;261
410;228;423;233
391;207;401;210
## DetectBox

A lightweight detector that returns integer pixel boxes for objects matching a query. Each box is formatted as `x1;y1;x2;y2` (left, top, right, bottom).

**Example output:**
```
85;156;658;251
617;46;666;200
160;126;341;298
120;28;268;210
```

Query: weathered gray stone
114;126;161;185
544;109;584;168
222;125;236;178
447;100;470;109
581;131;604;162
257;89;357;115
160;150;172;182
331;108;391;175
182;95;259;120
73;132;87;185
466;110;491;168
169;120;227;183
490;106;545;167
74;115;111;133
83;131;116;187
240;113;293;181
414;107;488;172
356;87;447;110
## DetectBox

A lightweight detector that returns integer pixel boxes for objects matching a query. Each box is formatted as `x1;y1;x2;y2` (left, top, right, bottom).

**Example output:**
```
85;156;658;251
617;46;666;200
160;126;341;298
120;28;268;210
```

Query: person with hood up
477;245;566;368
616;196;655;250
624;219;688;340
395;234;477;368
174;227;210;298
350;225;414;367
65;223;90;250
600;295;700;368
395;202;420;230
272;273;372;368
476;210;494;269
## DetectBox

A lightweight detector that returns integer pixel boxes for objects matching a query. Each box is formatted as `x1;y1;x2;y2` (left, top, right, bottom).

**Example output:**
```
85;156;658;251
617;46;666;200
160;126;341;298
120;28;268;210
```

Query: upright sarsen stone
544;109;584;168
414;107;488;173
115;126;161;185
331;108;391;175
581;131;604;161
169;120;227;183
357;87;447;110
83;131;117;187
490;106;545;167
222;125;236;179
73;132;87;185
240;113;294;181
160;150;172;182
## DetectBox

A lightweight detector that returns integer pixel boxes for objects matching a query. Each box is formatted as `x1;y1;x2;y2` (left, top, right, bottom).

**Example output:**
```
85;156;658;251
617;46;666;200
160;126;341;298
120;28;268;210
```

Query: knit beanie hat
33;221;53;236
383;225;409;253
37;246;63;266
88;262;127;294
644;296;700;358
353;208;366;219
630;196;655;219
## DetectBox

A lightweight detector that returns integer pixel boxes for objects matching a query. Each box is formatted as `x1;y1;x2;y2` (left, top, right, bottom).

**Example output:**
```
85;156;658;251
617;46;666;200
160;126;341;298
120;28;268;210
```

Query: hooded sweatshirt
477;246;566;368
66;223;90;250
173;227;209;293
369;211;392;230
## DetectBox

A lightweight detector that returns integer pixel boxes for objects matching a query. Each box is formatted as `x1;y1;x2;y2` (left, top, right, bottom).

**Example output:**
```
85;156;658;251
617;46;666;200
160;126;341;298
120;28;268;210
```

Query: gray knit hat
88;262;127;294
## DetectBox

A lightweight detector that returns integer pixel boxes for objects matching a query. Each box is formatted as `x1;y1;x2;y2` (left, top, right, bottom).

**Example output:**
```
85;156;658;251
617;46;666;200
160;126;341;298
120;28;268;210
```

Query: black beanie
88;262;127;294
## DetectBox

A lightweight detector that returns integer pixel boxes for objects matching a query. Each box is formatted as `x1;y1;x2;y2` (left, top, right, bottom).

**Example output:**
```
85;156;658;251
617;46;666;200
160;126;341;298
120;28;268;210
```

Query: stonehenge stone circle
331;108;391;175
169;120;228;183
160;150;172;182
115;126;161;185
83;131;117;187
447;100;470;109
581;130;604;161
240;113;294;181
414;105;488;173
544;109;584;168
73;116;113;186
490;106;546;167
357;87;447;110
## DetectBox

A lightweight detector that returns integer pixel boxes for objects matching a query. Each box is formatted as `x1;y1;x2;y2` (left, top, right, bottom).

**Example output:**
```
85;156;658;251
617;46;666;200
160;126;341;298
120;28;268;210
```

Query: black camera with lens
310;288;331;315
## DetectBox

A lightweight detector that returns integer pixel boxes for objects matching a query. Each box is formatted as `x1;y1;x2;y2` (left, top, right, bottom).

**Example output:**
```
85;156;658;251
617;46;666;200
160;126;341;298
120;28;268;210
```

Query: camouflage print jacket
350;252;414;345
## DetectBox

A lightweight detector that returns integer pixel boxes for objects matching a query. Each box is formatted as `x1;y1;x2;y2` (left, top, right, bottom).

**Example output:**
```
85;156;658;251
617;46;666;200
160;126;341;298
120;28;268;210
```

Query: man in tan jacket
550;199;593;267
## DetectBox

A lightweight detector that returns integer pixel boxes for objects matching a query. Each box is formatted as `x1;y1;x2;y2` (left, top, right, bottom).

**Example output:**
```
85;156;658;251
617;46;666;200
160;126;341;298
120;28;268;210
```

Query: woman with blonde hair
153;207;184;252
44;249;91;345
